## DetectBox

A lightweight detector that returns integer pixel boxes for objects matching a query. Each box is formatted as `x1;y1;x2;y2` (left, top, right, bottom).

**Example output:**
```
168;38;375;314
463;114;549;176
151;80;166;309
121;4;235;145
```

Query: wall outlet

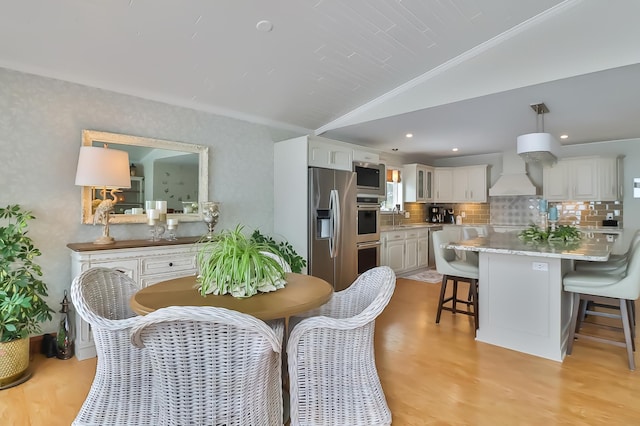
606;213;614;220
404;211;410;219
461;211;466;218
532;262;548;271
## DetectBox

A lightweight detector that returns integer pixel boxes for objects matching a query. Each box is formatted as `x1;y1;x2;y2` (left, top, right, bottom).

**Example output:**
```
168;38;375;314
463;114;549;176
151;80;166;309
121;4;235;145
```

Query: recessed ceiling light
560;134;569;139
256;20;273;32
452;148;459;152
405;133;413;138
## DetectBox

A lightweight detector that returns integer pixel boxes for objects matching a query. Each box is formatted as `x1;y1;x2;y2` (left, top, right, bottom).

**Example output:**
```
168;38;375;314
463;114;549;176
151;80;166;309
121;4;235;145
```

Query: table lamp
75;145;131;244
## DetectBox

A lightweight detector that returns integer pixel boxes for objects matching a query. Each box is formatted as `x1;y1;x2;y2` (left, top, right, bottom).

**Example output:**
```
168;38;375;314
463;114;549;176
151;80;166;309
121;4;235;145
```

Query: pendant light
517;102;561;166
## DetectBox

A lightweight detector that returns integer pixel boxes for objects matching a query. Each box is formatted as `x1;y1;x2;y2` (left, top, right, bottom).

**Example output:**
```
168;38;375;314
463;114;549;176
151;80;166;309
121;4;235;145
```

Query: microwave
353;161;385;196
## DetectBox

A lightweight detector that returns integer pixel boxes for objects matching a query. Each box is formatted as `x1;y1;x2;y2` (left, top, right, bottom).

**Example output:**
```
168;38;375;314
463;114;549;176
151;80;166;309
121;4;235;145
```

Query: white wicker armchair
287;266;396;426
70;267;156;426
131;305;284;426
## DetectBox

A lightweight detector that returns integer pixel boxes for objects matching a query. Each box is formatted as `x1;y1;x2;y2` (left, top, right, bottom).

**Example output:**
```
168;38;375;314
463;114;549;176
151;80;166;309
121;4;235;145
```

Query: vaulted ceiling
1;0;639;161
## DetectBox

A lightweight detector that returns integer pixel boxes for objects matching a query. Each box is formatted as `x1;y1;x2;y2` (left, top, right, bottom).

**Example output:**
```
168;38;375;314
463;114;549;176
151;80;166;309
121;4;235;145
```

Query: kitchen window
381;168;403;212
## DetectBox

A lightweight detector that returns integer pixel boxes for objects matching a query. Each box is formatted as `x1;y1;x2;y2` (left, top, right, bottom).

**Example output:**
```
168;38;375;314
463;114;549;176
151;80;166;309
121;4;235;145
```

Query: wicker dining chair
287;266;396;426
70;267;156;426
131;305;284;426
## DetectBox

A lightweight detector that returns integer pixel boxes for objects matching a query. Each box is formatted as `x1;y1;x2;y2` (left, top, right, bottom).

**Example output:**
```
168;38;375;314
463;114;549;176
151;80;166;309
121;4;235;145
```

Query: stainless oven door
356;204;380;243
357;241;381;274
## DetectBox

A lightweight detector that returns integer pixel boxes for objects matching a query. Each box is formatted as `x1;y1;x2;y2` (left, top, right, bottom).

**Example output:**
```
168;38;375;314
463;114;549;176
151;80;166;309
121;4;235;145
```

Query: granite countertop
445;232;613;261
381;223;445;232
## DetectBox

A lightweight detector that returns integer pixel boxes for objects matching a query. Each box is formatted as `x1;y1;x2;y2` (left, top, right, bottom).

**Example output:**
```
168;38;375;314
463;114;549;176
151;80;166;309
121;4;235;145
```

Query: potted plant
196;225;287;298
0;205;53;388
250;229;307;273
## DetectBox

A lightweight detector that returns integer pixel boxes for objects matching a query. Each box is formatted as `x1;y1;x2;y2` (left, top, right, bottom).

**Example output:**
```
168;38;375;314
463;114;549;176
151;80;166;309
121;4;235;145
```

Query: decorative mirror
80;130;209;224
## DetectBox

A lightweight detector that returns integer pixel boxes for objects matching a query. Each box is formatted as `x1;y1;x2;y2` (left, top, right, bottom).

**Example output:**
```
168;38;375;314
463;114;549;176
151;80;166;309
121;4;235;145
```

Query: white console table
67;237;201;360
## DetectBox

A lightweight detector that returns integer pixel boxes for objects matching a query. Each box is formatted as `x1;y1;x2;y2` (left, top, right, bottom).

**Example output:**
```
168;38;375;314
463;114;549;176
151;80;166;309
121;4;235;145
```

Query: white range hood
489;151;538;196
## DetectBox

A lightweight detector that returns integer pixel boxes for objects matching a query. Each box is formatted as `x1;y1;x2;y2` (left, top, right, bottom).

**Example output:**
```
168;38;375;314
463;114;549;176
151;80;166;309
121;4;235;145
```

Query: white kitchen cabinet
452;165;488;202
381;229;428;273
352;149;379;163
404;163;434;202
385;233;406;272
404;229;419;271
68;237;200;360
308;138;353;171
417;230;429;268
543;156;619;201
598;157;620;201
434;168;454;202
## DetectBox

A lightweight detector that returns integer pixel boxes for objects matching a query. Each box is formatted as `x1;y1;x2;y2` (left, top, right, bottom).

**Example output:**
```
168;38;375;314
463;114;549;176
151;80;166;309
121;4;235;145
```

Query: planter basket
0;338;30;388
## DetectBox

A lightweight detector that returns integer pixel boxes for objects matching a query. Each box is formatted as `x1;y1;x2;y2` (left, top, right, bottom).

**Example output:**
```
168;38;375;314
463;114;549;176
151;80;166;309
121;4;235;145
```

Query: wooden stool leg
452;279;458;314
567;293;581;355
620;299;635;370
471;279;479;330
627;299;636;351
435;275;448;324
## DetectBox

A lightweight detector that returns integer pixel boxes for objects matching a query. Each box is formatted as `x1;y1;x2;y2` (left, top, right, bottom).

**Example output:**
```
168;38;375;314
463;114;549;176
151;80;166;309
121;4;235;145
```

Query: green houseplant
250;230;306;273
196;225;287;298
0;204;53;387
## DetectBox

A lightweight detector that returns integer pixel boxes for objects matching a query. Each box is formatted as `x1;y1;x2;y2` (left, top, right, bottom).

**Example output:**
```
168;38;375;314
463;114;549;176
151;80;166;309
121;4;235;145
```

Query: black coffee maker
428;206;441;223
443;208;455;224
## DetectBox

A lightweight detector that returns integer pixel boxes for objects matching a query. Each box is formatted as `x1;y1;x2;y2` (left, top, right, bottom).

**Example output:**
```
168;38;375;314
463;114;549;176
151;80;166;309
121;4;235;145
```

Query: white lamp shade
75;146;131;189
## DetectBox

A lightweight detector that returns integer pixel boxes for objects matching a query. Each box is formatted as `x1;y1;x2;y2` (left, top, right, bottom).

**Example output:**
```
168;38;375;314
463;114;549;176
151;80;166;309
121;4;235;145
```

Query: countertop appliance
428;205;442;223
443;209;455;224
309;167;358;292
353;161;385;196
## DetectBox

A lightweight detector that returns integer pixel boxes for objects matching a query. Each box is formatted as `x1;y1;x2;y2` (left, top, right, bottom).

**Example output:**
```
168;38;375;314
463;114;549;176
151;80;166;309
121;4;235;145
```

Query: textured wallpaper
0;67;296;334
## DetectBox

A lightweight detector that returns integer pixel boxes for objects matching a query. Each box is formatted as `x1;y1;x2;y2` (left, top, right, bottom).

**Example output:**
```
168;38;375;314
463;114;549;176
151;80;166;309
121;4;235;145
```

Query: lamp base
93;235;115;245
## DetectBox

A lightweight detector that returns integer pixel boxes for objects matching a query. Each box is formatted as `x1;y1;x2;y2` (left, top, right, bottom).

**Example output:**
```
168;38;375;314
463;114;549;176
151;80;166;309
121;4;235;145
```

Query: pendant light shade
517;103;560;166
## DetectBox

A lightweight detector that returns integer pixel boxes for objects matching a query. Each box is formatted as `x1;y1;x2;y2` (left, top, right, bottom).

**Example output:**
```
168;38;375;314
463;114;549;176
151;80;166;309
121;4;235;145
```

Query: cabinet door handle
168;262;173;267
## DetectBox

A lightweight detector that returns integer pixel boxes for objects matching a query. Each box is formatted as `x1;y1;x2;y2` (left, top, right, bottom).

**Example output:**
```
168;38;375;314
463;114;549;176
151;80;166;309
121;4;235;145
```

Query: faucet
393;204;402;227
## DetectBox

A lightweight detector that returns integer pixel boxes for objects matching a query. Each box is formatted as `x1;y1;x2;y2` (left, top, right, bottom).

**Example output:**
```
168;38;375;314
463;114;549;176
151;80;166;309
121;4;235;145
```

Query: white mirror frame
80;130;209;224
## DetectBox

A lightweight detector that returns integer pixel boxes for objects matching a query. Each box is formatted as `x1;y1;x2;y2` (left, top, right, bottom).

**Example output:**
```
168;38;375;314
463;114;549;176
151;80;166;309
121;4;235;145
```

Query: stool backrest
619;242;640;300
432;229;478;278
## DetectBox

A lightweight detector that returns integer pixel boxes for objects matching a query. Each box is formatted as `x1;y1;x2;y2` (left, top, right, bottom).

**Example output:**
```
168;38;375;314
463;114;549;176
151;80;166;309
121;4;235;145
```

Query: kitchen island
447;232;614;362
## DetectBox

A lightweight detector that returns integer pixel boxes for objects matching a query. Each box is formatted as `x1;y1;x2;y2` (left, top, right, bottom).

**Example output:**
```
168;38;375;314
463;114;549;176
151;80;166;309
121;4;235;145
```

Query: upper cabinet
308;138;353;171
404;163;433;202
452;165;488;203
433;168;454;202
543;156;621;201
353;149;380;163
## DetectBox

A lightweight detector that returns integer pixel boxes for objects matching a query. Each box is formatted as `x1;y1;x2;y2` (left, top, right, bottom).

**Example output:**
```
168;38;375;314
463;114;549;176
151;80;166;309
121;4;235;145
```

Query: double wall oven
356;196;381;274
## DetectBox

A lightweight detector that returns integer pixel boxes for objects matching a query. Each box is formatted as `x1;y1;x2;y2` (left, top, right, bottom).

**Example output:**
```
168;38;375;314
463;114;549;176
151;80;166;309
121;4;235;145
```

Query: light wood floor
2;277;639;425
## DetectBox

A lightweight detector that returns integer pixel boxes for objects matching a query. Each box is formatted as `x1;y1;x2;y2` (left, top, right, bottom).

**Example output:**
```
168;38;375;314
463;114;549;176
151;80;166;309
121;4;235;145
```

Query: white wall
0;67;283;334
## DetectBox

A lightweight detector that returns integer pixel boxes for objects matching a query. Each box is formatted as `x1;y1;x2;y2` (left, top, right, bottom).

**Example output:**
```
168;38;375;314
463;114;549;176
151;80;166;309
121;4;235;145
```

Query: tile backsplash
382;198;624;228
490;196;541;226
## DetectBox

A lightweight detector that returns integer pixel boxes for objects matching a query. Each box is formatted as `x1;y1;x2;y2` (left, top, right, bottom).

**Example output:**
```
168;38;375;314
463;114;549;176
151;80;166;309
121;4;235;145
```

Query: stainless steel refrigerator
308;167;358;292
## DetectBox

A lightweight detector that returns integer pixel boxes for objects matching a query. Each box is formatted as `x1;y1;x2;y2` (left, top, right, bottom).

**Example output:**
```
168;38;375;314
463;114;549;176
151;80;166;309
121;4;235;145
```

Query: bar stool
574;230;640;324
574;229;640;274
563;245;640;370
432;230;479;330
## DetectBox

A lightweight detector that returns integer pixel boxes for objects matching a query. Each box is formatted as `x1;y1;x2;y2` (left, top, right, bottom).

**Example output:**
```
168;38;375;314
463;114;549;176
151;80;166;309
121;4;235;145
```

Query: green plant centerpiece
196;225;289;298
518;224;582;243
0;204;53;388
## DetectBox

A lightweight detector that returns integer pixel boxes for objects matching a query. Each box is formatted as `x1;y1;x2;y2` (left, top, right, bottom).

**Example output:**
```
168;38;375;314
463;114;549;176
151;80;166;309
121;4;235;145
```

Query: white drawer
141;254;197;276
384;231;405;240
405;230;420;239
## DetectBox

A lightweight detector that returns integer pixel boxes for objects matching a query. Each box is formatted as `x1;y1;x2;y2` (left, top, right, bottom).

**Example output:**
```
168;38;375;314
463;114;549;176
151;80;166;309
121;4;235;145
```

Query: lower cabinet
68;238;200;360
382;229;429;273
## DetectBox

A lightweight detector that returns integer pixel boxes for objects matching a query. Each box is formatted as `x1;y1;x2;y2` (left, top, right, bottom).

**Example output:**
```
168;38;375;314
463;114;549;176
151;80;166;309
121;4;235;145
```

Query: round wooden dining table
130;273;334;320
